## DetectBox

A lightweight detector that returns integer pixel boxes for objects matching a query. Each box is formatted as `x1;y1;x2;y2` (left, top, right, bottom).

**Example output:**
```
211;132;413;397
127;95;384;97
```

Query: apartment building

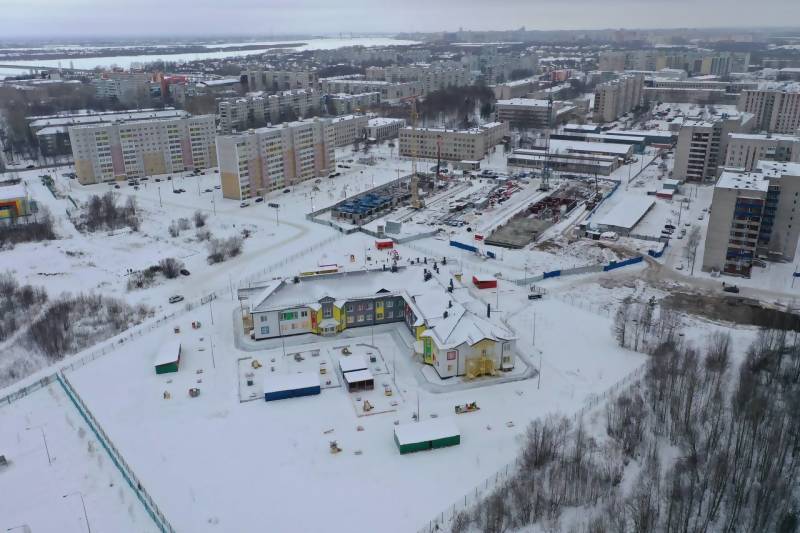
643;78;757;105
593;74;644;123
365;63;471;95
218;89;321;133
216;118;335;200
366;118;406;141
702;161;800;276
399;122;509;161
673;111;754;182
69;115;216;184
319;76;422;101
28;108;188;157
599;50;749;76
737;84;800;134
724;133;800;171
326;92;380;115
91;72;152;105
242;69;318;92
330;114;369;147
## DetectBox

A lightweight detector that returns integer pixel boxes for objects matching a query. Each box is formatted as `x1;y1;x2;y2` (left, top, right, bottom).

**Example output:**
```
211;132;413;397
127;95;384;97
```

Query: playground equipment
341;346;352;355
455;401;480;414
163;391;171;400
188;387;200;398
363;400;374;412
329;441;342;454
251;359;262;369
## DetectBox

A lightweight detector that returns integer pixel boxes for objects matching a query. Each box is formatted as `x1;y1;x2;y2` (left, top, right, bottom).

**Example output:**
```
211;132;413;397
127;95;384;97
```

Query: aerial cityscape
1;2;800;532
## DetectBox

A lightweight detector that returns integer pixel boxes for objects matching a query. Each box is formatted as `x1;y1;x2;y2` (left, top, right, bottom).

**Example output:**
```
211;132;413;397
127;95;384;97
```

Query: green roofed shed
394;418;460;454
155;339;182;374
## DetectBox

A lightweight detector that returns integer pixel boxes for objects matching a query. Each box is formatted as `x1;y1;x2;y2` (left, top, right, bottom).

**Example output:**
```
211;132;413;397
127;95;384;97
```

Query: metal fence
415;363;647;533
56;372;175;533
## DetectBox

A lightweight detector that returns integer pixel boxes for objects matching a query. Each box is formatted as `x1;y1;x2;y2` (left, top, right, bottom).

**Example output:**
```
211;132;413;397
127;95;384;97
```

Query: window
301;311;308;317
259;315;268;323
357;314;364;322
447;365;453;372
502;356;511;363
260;326;269;335
386;310;393;319
447;350;457;361
347;315;354;324
376;313;383;320
385;300;393;308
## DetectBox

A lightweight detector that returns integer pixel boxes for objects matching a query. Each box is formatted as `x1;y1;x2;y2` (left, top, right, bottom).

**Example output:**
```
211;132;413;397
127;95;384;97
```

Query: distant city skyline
2;0;800;38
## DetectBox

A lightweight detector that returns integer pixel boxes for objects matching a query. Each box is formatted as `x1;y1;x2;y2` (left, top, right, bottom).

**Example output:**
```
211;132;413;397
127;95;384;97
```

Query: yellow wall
74;159;96;185
415;325;426;340
143;152;167;176
333;305;346;332
220;171;242;200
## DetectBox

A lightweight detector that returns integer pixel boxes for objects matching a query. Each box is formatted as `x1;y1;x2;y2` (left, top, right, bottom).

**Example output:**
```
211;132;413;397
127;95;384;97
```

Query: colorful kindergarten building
240;266;516;379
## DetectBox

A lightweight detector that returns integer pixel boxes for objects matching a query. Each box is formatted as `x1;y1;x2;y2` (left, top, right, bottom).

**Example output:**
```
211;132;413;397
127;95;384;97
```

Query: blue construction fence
603;255;643;271
450;240;478;253
648;240;669;258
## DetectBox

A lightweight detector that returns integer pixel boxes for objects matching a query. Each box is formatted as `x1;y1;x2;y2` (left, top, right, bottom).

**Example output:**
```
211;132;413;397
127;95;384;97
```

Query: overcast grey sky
1;0;798;38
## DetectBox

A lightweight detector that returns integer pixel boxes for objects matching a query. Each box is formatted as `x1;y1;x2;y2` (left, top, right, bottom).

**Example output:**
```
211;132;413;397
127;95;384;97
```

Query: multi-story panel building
91;72;152;105
330;114;369;147
496;98;575;128
491;76;542;100
737;84;800;134
218;89;321;133
399;122;509;161
724;133;800;171
326;92;380;115
69;115;216;184
216;118;335;200
319;76;422;101
592;74;644;123
673;112;754;182
365;63;471;95
702;162;800;276
242;69;318;92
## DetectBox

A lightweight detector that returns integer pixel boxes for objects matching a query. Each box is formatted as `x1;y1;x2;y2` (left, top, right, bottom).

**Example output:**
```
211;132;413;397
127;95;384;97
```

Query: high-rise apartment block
326;92;381;115
592;74;644;123
673;110;754;182
364;63;471;94
330;114;369;147
91;72;152;105
69;114;216;184
598;50;749;76
724;133;800;171
218;89;321;133
737;84;800;134
216;118;335;200
319;76;422;101
399;122;509;161
702;162;800;276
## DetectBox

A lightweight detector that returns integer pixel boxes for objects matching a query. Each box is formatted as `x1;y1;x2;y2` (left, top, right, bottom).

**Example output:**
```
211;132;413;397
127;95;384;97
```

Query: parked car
283;188;291;193
664;224;676;230
168;295;184;304
114;184;121;189
723;284;740;294
214;185;220;189
204;188;213;193
26;165;35;169
255;197;264;203
155;178;161;182
240;201;250;208
179;269;190;276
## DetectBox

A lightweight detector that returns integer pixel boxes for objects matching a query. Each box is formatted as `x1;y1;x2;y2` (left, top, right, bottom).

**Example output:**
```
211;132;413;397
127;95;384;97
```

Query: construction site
484;182;595;248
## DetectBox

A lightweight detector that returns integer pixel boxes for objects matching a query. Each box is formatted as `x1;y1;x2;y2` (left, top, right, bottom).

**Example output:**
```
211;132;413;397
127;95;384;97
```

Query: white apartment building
218;89;321;133
330;114;369;147
216;118;335;200
69;115;216;184
326;92;380;115
593;74;644;123
366;118;406;141
365;63;471;95
737;84;800;134
496;98;575;128
492;77;541;100
673;111;754;182
702;161;800;277
91;72;151;105
724;133;800;171
399;122;509;161
242;69;318;92
319;76;421;101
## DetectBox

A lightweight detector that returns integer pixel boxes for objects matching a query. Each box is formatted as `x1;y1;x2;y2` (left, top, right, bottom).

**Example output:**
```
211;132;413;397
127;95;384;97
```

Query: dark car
180;269;190;276
283;188;291;193
114;184;121;189
204;188;213;193
255;197;264;203
26;164;35;169
155;178;161;182
723;284;740;294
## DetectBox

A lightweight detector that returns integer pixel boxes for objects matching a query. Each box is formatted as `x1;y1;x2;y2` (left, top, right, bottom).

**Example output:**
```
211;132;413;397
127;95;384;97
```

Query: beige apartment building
319;76;422;101
365;63;470;95
592;74;644;123
330;114;369;147
737;84;800;134
673;111;754;182
724;133;800;171
218;89;321;133
399;122;508;161
69;115;216;184
702;162;800;277
326;92;380;115
216;118;335;200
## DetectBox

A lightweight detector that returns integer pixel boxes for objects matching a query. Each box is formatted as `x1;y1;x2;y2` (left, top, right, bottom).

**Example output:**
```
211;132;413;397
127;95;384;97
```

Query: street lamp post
63;491;91;533
26;425;51;466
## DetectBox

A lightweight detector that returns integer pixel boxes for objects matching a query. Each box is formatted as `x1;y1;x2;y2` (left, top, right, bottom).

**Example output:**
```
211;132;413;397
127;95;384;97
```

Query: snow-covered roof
339;354;368;374
548;139;633;156
263;372;319;394
716;171;769;192
757;161;800;177
595;197;655;230
394;418;460;445
154;339;181;367
496;98;550;108
343;368;374;384
0;184;27;201
249;280;283;312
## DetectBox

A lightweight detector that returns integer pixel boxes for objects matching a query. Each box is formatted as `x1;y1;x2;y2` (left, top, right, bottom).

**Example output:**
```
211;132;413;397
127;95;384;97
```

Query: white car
168;295;184;304
240;201;250;208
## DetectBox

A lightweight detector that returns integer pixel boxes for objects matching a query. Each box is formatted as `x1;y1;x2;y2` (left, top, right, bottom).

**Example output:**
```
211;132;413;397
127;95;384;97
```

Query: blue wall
265;385;321;402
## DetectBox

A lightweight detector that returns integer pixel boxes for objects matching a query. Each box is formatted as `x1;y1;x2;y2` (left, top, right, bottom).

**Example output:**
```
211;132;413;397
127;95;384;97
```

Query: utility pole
62;491;91;533
158;186;162;208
